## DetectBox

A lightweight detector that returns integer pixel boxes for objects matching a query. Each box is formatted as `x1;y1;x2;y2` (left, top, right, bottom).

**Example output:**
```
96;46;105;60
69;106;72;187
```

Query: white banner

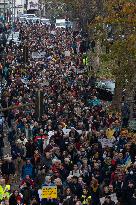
65;50;70;57
27;0;39;10
100;193;118;204
63;128;82;136
32;52;46;59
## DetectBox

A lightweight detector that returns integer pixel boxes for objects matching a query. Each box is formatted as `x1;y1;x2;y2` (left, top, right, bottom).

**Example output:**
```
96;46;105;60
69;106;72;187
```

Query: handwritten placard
41;186;57;199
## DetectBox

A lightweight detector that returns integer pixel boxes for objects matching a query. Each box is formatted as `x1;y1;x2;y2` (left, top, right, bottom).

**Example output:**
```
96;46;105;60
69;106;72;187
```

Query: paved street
0;2;136;205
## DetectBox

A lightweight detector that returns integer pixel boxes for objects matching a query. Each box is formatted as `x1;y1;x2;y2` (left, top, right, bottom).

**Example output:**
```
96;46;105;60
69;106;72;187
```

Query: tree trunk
112;79;123;111
95;40;101;70
125;76;136;120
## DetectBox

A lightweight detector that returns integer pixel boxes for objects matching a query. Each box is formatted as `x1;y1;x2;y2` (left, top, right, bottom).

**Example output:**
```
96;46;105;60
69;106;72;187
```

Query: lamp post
14;0;15;23
4;0;6;27
11;0;13;26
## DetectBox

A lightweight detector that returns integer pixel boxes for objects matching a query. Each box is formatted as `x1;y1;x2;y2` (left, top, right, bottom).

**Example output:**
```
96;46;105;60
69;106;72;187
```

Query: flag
124;154;131;169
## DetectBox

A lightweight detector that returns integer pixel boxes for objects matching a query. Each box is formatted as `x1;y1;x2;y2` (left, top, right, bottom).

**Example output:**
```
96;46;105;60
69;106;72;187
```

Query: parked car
41;18;51;26
19;14;37;23
55;19;72;29
20;14;36;19
26;17;41;24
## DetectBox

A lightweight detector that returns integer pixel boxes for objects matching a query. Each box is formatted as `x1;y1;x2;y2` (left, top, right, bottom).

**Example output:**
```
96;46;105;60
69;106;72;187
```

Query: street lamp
14;0;15;23
4;0;6;27
11;0;14;29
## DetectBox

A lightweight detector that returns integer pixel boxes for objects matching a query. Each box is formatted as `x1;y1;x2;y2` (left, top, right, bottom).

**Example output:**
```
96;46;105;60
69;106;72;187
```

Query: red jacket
34;135;48;143
20;178;34;187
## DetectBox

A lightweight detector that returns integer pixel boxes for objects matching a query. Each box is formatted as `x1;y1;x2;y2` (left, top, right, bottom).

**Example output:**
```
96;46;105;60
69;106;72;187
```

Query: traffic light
23;45;28;64
35;90;44;120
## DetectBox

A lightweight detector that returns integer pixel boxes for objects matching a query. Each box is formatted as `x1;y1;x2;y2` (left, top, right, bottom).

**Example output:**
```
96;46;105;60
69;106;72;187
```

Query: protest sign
100;193;118;204
41;186;57;199
65;50;70;57
32;52;46;59
63;128;82;136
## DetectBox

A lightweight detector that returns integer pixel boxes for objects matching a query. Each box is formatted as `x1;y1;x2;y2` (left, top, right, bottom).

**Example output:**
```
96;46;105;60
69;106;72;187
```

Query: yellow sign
41;186;57;199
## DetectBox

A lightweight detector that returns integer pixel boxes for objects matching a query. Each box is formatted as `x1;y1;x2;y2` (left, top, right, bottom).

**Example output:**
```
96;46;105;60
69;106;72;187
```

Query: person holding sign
102;196;115;205
39;176;59;205
40;188;59;205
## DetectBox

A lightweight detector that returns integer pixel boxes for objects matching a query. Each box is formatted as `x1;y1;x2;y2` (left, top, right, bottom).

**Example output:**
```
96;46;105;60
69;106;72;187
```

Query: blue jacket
22;163;34;179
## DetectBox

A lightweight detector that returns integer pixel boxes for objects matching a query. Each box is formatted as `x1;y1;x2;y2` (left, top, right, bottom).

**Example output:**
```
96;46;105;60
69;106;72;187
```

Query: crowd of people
0;21;136;205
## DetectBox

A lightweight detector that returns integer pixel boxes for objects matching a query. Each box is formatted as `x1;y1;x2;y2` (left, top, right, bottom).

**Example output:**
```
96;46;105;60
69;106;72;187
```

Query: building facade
0;0;9;19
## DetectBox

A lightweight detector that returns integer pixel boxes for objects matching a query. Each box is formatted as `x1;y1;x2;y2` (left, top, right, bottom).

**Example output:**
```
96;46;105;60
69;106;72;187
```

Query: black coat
63;197;75;205
122;186;135;202
9;195;17;205
41;199;59;205
1;161;15;175
130;197;136;205
25;142;36;158
102;201;115;205
0;136;4;148
21;187;32;204
70;183;83;198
